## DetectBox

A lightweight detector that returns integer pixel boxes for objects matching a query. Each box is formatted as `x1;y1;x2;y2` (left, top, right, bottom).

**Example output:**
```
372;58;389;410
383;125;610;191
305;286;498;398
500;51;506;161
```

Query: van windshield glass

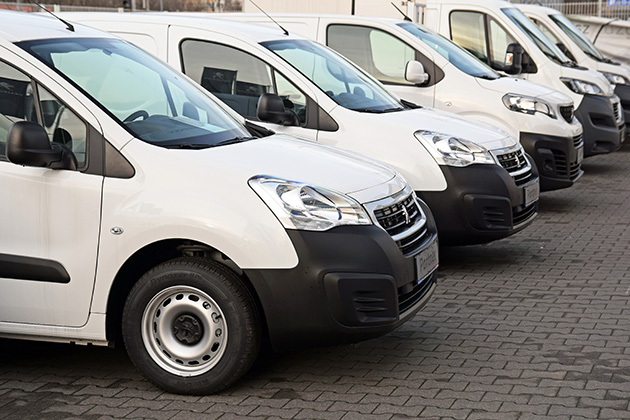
17;37;251;148
502;8;571;65
262;39;403;113
398;22;499;79
550;14;605;61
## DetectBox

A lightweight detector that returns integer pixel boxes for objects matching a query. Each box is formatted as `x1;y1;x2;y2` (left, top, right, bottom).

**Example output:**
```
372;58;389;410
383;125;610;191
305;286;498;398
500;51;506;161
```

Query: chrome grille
496;148;533;186
559;105;574;123
573;134;584;148
371;191;430;257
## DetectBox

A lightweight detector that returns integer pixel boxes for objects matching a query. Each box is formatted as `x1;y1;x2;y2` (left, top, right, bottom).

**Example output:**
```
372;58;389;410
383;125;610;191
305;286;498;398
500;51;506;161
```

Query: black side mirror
504;43;524;75
556;42;576;62
257;93;299;126
7;121;77;170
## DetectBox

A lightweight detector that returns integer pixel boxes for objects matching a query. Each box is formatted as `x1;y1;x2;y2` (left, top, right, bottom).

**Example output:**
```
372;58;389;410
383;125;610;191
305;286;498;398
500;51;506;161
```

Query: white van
0;10;439;394
204;13;583;193
418;0;625;157
518;4;630;129
64;12;541;245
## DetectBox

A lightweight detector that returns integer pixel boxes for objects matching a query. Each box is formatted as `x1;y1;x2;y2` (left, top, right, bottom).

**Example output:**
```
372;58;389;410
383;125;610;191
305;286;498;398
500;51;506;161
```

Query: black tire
122;257;260;395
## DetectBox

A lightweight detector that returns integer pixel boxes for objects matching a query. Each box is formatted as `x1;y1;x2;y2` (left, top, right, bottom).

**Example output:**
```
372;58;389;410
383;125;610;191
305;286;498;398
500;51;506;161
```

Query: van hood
475;76;573;104
397;107;518;151
142;134;405;204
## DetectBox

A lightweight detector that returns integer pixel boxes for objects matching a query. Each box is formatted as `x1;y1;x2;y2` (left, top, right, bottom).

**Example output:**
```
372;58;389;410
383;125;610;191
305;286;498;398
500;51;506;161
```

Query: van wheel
122;257;260;394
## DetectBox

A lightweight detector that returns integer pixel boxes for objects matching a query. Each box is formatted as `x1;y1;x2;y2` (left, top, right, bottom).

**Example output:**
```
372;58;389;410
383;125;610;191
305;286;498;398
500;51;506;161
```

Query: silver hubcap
141;285;227;377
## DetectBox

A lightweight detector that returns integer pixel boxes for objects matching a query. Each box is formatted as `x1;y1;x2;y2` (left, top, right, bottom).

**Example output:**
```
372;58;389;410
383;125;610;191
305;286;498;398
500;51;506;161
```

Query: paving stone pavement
1;143;629;420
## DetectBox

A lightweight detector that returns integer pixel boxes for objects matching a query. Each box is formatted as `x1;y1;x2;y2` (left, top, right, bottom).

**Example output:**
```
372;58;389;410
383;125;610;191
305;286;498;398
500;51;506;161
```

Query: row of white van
0;2;626;395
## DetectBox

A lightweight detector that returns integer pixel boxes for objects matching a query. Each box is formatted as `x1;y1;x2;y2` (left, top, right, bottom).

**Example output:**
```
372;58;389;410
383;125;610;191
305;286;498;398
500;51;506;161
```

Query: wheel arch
105;239;268;346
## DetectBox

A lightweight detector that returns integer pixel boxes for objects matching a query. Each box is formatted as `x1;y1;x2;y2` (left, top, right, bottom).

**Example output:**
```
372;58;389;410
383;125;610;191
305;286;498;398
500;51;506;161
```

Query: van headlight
561;77;605;96
601;72;630;86
502;94;556;119
415;131;496;167
249;176;371;231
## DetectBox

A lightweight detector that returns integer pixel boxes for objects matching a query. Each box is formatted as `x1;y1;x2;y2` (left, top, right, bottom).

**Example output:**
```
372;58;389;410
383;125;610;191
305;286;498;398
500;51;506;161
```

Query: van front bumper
417;159;539;246
520;132;584;192
576;94;625;156
244;210;438;352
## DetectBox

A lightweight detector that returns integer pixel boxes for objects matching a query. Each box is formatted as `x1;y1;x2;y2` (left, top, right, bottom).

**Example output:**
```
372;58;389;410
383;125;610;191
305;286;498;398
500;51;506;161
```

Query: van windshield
262;39;404;113
398;22;499;79
502;8;572;65
17;37;251;148
550;13;605;62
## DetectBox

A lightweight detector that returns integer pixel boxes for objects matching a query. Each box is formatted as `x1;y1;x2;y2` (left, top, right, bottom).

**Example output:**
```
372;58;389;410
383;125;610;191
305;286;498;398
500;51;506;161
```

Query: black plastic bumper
614;84;630;133
243;211;438;352
575;94;625;156
520;132;583;192
417;160;539;246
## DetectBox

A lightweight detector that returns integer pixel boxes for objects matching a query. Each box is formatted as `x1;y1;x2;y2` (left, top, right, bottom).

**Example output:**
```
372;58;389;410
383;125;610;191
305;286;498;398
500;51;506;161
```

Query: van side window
37;85;88;166
488;17;518;70
180;39;307;124
0;60;87;166
0;61;37;158
328;25;415;86
450;12;517;71
450;11;489;63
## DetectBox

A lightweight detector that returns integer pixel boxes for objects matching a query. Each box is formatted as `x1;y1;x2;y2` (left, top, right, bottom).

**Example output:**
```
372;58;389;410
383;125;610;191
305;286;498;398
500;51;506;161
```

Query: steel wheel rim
141;285;228;377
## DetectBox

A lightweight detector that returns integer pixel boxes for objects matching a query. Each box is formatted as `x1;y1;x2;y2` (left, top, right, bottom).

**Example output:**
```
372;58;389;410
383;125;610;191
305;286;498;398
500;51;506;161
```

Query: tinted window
450;11;489;63
181;39;307;124
263;39;402;113
398;22;498;79
0;60;86;165
550;14;604;61
19;38;249;148
488;17;517;70
502;8;570;65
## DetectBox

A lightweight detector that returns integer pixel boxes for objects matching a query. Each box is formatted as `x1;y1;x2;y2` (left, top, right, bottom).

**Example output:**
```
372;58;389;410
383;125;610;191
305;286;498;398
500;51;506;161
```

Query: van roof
182;12;406;25
517;4;560;16
57;12;302;44
0;9;115;42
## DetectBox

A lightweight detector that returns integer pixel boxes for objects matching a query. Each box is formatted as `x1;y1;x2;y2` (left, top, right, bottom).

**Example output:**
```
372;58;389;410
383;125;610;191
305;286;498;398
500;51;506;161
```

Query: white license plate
415;240;438;284
576;146;584;164
524;181;539;207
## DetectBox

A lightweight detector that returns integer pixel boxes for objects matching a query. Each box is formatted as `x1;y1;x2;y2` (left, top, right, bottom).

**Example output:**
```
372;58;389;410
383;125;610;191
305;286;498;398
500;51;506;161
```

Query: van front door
0;59;102;328
176;35;317;140
326;24;437;108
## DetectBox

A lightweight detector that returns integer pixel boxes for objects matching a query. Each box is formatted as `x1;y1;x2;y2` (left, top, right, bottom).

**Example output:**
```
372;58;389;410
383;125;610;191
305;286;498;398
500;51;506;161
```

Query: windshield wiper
401;99;422;109
584;50;603;62
163;143;214;149
477;74;499;80
543;50;572;66
214;136;256;146
352;107;404;113
245;120;274;138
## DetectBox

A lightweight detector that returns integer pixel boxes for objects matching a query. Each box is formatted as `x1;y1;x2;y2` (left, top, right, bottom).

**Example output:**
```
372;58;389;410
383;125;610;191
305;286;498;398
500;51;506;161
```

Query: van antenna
249;0;289;36
35;2;75;32
391;2;412;22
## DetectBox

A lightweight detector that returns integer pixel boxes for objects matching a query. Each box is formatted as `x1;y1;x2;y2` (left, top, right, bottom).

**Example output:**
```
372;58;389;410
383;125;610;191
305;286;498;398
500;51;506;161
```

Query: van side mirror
504;43;524;75
555;42;576;62
7;121;77;170
405;60;429;85
257;93;299;126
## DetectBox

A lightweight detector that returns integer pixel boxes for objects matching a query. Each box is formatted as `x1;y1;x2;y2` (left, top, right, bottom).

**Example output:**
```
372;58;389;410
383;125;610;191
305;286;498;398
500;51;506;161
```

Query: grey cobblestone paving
1;143;629;419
